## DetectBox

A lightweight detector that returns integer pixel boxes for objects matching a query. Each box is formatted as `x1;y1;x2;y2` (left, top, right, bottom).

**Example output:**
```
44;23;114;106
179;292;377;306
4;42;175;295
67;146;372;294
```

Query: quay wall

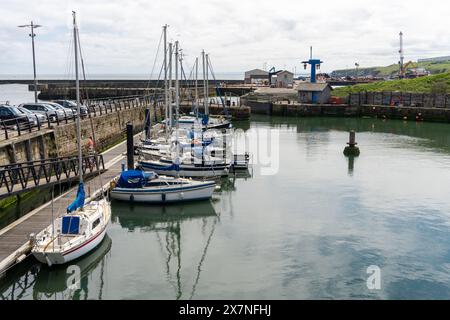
245;100;450;123
0;131;57;166
0;104;163;165
54;103;163;157
349;91;450;108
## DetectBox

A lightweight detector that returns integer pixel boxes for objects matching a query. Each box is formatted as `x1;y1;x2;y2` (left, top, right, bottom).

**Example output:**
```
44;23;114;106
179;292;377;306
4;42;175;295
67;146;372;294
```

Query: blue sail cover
117;170;155;188
202;114;209;125
67;182;86;213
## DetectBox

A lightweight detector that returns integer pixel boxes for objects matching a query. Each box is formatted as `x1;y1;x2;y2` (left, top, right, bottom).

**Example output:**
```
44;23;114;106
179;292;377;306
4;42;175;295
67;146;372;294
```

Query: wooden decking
0;136;133;276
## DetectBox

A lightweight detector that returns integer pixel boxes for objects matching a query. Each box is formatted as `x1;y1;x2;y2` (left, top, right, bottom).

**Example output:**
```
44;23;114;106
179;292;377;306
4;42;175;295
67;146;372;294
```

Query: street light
18;21;42;103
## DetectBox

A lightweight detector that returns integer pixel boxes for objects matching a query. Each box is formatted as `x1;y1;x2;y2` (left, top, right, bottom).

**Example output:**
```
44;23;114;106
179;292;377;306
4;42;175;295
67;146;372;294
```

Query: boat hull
110;183;215;203
139;161;229;178
33;226;108;266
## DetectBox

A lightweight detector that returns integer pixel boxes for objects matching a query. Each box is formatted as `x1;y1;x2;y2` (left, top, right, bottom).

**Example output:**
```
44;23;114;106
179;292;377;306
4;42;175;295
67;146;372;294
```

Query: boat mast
168;42;173;129
175;41;180;138
205;53;209;116
73;11;83;184
195;57;199;118
202;50;206;114
174;41;180;174
163;25;168;139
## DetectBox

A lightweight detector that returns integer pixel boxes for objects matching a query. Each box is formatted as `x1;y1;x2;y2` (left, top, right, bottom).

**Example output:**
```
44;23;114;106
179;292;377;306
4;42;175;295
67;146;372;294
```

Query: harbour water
2;114;450;299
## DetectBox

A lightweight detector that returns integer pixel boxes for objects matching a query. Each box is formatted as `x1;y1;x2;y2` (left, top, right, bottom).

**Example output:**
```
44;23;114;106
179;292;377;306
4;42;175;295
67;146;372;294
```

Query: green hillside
331;60;450;78
333;72;450;97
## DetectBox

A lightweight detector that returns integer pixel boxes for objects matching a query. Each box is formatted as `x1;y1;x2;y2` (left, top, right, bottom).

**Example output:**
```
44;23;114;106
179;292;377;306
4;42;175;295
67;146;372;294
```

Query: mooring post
344;130;360;157
126;122;134;170
144;108;151;140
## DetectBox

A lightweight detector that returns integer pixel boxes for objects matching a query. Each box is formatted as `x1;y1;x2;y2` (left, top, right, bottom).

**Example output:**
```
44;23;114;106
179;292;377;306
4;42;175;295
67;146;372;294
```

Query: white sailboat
110;170;216;203
139;42;231;178
111;41;216;203
32;12;111;267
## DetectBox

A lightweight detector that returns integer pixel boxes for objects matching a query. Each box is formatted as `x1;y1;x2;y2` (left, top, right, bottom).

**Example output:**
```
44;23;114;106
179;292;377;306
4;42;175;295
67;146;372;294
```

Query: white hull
111;183;215;203
139;161;229;177
32;199;111;267
33;226;107;266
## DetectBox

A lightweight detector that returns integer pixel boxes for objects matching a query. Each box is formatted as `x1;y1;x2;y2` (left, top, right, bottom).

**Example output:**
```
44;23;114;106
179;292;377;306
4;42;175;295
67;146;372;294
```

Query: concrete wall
53;104;162;157
350;92;450;108
0;131;57;166
0;104;163;165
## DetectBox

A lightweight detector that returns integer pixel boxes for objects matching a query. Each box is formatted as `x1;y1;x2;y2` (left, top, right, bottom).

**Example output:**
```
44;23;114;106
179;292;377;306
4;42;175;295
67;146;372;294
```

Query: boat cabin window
92;218;101;230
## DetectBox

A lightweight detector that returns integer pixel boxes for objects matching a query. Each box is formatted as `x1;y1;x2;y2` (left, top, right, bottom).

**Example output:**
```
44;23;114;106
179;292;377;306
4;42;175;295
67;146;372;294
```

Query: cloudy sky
0;0;449;77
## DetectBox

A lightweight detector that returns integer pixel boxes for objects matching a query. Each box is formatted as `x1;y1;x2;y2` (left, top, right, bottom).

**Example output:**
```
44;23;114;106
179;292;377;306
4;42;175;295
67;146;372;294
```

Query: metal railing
0;154;105;196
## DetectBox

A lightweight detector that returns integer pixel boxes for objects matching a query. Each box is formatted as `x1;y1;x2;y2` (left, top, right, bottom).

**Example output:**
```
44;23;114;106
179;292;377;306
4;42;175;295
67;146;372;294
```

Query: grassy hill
333;72;450;97
331;60;450;78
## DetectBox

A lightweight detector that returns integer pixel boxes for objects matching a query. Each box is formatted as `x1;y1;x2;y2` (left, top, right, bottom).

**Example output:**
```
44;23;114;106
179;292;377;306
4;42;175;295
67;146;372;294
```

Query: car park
53;100;89;117
0;104;38;129
45;102;75;119
19;103;66;122
17;106;47;124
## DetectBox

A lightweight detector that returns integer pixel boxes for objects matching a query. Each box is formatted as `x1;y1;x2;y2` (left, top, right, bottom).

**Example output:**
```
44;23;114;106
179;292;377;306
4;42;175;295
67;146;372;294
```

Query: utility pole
18;21;42;103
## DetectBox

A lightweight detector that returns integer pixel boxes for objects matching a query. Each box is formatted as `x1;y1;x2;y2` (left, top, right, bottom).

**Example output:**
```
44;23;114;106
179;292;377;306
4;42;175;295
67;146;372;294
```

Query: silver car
19;103;65;122
45;102;75;119
17;106;46;124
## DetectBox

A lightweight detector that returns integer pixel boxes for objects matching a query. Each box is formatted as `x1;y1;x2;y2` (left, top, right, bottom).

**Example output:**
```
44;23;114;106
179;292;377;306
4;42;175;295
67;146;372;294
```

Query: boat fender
162;193;166;202
110;180;116;190
130;194;134;202
180;192;184;199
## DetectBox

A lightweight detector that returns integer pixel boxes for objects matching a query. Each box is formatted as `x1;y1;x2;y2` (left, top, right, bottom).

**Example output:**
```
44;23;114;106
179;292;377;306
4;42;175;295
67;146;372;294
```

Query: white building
271;70;294;88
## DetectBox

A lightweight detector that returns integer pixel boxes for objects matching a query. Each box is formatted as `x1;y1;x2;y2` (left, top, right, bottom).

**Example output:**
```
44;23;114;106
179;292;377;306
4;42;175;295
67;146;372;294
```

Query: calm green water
2;115;450;300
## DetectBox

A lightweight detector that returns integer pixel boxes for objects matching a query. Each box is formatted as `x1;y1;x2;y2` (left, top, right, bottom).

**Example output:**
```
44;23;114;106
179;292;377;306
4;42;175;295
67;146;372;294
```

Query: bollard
144;108;151;140
126;122;134;170
344;130;360;157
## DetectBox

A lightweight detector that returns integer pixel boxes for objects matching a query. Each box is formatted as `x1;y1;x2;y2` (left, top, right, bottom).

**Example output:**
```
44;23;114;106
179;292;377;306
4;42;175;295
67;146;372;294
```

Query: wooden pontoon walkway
0;136;136;276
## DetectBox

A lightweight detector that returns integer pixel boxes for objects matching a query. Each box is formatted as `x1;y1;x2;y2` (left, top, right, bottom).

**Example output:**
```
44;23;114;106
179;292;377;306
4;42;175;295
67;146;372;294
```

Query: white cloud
0;0;450;77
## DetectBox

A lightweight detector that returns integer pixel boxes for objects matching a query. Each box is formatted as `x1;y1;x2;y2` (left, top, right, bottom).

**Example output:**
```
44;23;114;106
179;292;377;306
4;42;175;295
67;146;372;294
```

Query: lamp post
18;21;42;103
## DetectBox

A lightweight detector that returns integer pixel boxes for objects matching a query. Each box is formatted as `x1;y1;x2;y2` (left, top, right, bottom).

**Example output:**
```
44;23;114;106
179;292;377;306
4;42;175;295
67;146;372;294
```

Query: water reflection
347;156;356;175
111;200;219;299
0;235;112;300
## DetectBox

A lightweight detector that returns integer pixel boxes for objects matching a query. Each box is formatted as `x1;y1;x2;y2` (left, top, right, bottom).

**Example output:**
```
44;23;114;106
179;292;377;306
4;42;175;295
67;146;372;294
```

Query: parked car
19;103;65;122
45;102;75;119
17;106;46;124
0;105;38;129
53;100;88;117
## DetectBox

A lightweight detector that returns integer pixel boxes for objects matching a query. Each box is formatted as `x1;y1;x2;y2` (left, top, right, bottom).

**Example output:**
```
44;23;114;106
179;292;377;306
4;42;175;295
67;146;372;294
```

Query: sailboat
112;41;216;203
138;39;231;178
32;12;111;267
172;51;231;131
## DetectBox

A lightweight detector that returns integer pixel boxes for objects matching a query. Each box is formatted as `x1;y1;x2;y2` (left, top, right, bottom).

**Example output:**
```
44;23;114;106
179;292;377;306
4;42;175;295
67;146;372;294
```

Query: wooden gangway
0;137;134;276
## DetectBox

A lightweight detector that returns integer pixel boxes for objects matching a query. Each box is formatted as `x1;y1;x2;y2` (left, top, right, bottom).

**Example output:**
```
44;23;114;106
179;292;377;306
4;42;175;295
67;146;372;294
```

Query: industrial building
270;70;294;88
244;69;269;85
297;82;333;104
